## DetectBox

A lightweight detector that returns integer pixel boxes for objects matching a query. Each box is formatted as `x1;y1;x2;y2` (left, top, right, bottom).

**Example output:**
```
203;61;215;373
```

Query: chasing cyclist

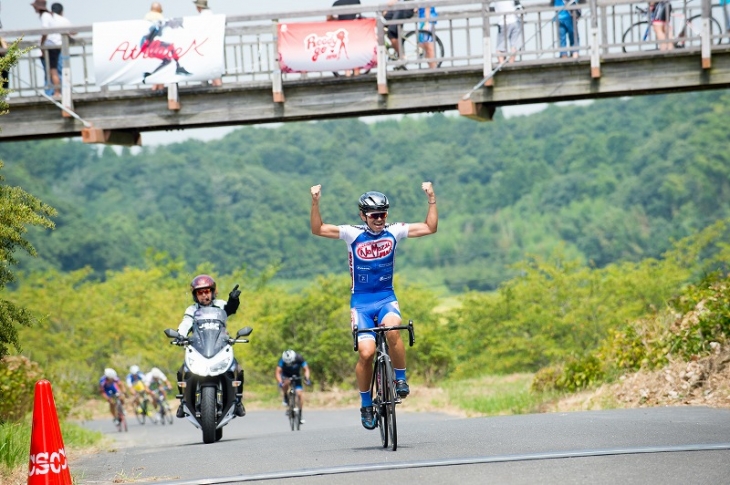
99;368;126;424
127;364;151;414
309;182;438;429
276;350;312;424
144;366;172;412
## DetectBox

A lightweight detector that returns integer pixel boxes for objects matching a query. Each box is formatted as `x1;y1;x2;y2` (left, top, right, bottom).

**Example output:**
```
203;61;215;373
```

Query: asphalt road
71;406;730;484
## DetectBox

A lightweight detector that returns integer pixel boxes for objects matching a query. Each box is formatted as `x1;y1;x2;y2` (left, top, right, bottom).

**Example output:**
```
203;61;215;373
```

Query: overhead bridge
1;0;729;144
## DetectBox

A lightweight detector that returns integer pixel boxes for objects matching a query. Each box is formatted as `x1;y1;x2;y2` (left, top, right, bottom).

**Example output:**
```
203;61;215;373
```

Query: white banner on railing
93;15;225;86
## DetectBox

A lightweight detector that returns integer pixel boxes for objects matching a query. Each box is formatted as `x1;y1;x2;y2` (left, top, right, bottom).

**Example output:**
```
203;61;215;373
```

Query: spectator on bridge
32;1;73;98
649;1;674;51
193;0;222;87
551;0;580;58
417;5;438;69
383;0;416;69
491;0;523;64
144;2;165;92
722;0;730;32
327;0;362;77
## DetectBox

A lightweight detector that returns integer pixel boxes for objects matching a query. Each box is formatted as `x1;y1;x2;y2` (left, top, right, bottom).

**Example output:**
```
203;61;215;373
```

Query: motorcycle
164;306;252;444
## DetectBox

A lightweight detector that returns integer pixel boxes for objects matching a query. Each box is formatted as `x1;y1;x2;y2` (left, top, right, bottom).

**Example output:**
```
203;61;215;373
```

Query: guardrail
0;0;727;102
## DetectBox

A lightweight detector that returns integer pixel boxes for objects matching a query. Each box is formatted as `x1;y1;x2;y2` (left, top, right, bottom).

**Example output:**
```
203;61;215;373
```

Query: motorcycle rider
175;274;245;418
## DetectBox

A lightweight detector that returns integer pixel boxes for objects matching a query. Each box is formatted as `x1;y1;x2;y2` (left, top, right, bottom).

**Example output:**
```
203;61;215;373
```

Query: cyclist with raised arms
276;349;312;424
310;182;438;429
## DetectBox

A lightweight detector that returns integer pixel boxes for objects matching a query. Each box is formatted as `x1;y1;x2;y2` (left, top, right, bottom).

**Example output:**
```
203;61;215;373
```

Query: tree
0;41;57;358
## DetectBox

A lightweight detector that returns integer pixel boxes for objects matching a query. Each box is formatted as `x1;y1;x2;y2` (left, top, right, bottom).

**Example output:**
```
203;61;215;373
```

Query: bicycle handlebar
352;320;415;351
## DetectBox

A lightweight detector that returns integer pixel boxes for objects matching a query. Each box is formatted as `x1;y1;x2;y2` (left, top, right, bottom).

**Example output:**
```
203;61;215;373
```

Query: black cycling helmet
358;191;389;213
190;274;217;304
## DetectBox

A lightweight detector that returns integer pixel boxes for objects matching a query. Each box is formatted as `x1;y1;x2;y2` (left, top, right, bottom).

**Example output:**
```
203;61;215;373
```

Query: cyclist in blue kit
310;182;438;429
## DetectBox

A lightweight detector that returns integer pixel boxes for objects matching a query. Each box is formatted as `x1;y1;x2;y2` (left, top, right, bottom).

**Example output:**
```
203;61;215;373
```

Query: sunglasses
366;212;388;220
195;288;212;295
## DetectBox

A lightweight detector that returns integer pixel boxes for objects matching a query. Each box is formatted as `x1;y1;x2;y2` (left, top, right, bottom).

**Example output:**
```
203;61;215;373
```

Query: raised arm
407;182;438;237
310;184;341;239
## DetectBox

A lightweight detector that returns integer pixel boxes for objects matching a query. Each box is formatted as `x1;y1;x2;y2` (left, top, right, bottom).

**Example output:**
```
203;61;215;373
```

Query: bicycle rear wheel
401;30;444;68
622;21;657;52
676;15;723;48
164;401;174;425
383;357;398;451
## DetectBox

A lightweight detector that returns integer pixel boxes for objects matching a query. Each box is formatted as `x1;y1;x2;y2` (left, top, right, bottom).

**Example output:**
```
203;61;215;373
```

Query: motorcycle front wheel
200;387;217;444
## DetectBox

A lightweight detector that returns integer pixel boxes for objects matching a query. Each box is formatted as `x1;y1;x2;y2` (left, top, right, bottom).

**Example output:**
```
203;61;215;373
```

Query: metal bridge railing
0;0;726;101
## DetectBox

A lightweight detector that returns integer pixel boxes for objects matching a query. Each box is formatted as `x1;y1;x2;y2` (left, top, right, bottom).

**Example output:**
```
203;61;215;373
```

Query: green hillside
1;90;729;292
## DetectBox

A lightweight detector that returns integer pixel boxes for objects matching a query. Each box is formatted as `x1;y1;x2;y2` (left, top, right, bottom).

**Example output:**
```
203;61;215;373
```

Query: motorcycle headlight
185;346;233;376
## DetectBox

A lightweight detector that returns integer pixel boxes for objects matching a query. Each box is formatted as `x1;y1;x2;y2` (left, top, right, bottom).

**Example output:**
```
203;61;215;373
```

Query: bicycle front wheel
401;30;444;68
375;359;389;448
135;400;146;425
622;21;657;52
383;357;398;451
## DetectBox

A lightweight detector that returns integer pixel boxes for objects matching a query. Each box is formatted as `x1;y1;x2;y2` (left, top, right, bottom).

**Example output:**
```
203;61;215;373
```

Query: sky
1;0;549;145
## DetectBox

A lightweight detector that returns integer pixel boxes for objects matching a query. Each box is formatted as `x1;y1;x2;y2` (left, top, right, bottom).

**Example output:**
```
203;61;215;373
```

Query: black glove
229;284;241;300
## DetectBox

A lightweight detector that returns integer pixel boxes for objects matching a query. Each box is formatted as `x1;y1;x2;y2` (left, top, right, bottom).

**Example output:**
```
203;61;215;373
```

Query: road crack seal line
153;443;730;484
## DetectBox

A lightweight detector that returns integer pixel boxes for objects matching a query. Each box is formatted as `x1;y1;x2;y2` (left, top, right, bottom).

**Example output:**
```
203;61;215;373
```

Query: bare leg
356;340;376;392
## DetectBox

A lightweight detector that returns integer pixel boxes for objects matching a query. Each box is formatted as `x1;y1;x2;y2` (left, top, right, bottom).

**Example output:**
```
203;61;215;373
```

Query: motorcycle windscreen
189;306;229;358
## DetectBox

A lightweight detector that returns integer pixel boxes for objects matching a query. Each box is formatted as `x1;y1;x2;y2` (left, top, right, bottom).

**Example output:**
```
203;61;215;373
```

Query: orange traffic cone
27;380;72;485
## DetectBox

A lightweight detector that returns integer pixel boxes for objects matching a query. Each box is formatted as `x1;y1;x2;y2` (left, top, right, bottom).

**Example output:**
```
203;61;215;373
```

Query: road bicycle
113;394;128;432
353;318;415;451
622;5;723;52
133;392;155;425
332;24;444;76
155;389;174;425
284;375;304;431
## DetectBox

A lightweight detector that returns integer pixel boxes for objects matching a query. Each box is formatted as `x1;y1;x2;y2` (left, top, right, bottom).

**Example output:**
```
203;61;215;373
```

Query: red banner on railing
277;19;377;73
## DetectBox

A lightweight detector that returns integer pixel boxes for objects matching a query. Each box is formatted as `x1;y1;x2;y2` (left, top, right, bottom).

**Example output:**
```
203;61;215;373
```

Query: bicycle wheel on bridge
675;15;723;49
400;30;444;68
622;22;657;52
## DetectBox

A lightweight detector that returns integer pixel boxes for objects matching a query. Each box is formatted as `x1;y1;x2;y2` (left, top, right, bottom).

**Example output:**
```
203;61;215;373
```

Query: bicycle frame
353;319;415;450
284;375;303;431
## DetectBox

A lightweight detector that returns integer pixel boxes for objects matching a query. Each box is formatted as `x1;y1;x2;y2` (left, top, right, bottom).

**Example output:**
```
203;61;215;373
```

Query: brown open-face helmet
190;274;217;304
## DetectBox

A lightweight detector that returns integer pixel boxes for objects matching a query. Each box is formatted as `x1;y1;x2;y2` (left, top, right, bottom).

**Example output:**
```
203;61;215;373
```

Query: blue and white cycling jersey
339;222;410;302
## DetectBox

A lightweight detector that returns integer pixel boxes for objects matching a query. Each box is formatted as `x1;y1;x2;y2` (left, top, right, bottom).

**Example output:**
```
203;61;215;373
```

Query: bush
0;356;44;423
557;354;605;392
